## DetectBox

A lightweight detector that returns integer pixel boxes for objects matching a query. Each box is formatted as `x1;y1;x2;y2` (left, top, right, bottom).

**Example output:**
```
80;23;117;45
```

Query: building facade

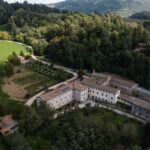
118;94;150;121
38;79;120;110
92;73;138;95
37;73;150;121
37;85;73;110
81;78;120;104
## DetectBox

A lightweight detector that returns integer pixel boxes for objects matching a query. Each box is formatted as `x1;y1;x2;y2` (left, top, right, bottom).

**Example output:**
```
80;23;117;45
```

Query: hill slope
130;11;150;20
53;0;150;17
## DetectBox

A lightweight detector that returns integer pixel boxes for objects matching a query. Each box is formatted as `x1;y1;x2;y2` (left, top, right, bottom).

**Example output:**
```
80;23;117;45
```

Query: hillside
130;11;150;20
52;0;150;17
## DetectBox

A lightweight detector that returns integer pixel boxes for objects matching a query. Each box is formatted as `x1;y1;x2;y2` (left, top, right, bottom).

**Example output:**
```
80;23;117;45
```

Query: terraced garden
26;60;73;81
2;66;58;100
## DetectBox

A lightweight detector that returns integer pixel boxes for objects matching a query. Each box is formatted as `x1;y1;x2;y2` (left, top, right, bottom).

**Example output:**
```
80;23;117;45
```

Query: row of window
91;96;114;103
89;91;114;99
89;89;111;97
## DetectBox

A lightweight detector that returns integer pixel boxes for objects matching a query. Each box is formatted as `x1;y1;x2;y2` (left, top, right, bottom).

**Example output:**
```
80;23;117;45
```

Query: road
25;56;77;107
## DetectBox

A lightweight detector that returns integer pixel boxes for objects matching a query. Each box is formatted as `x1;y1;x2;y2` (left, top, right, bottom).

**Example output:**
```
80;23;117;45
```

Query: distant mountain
51;0;150;17
130;11;150;20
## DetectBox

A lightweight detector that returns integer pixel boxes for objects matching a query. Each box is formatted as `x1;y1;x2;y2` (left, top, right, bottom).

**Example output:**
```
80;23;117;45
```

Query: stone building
91;73;138;95
0;115;19;136
81;78;120;104
119;94;150;121
37;82;89;110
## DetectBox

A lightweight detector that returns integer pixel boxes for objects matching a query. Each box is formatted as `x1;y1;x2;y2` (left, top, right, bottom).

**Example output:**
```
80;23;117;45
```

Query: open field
2;66;58;100
0;41;29;63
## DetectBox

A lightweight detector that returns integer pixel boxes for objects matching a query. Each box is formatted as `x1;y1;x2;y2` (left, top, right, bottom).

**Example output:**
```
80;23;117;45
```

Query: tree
20;51;25;57
8;52;21;66
77;69;84;80
36;101;53;125
20;107;42;135
7;132;32;150
5;62;14;77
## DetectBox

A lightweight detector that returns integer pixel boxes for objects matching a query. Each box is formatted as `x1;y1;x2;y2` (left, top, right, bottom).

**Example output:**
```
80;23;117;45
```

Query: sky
5;0;65;4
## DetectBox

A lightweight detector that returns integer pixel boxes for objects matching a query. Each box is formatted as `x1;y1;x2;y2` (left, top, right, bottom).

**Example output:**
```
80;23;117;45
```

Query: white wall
47;90;73;109
88;88;119;104
73;89;88;102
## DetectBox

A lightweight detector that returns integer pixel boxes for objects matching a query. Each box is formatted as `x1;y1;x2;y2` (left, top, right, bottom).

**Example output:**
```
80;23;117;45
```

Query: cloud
5;0;65;4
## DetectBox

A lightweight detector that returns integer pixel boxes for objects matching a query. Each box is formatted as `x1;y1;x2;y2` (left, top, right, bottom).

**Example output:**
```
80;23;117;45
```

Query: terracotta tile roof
81;78;119;94
92;73;138;88
0;128;9;135
0;115;18;136
68;82;88;91
0;115;15;127
40;82;88;101
39;85;72;101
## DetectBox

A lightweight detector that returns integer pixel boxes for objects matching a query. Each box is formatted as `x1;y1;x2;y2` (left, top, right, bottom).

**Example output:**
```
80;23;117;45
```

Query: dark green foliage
26;60;73;81
77;69;84;80
0;0;61;26
8;52;21;66
6;133;32;150
5;62;14;77
44;14;150;88
26;108;150;150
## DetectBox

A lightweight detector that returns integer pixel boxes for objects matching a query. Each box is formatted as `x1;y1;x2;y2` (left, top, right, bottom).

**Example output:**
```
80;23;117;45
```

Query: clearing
0;41;29;63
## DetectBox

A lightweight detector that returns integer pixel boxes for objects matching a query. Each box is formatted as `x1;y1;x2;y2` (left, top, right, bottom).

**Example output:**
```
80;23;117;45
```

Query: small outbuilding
0;115;19;136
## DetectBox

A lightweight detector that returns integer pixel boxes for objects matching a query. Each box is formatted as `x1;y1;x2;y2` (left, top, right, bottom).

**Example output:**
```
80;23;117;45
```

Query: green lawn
0;41;29;63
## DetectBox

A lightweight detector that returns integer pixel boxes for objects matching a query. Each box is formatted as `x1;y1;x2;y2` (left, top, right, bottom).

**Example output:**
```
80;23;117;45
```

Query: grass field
0;41;29;63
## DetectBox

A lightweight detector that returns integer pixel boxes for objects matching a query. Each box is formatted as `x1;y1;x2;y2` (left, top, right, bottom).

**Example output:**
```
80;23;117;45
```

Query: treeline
44;14;150;88
0;0;62;26
16;107;150;150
